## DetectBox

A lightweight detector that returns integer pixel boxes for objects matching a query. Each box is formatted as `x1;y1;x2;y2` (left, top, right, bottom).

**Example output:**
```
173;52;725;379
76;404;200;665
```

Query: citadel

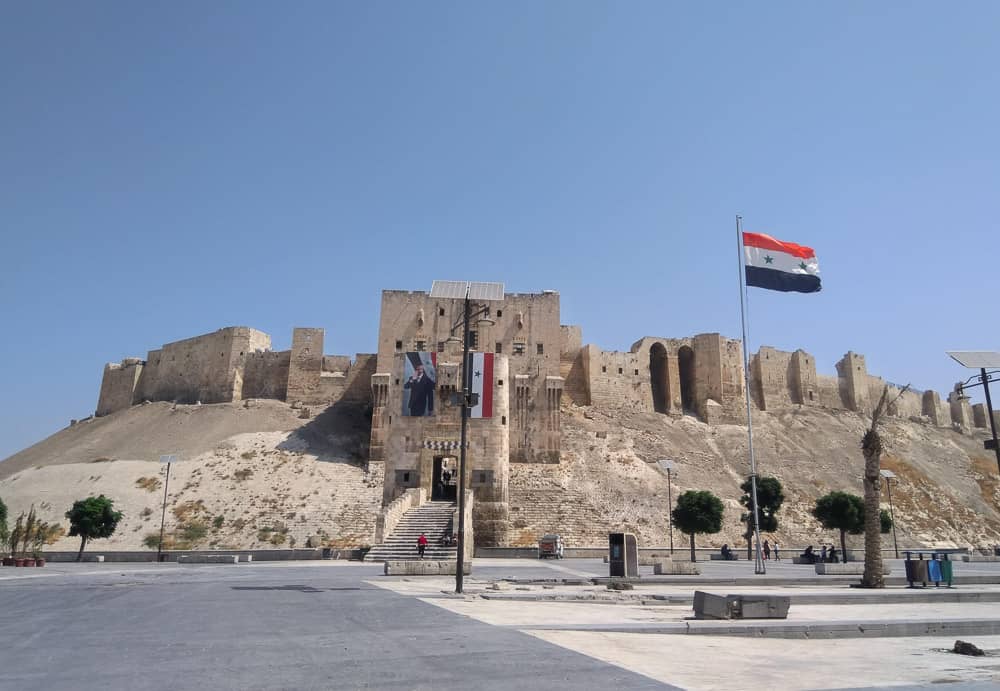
96;287;997;549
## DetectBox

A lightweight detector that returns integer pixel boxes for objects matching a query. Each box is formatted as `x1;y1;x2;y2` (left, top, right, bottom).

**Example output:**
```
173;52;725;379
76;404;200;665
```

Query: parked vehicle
537;534;564;559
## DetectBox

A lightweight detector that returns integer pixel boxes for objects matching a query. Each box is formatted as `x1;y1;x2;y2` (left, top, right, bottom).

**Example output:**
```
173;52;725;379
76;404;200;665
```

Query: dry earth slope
1;398;997;552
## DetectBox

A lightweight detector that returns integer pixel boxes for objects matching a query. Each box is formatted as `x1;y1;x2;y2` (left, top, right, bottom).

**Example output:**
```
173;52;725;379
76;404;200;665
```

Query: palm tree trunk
689;533;696;562
861;442;884;585
76;536;87;562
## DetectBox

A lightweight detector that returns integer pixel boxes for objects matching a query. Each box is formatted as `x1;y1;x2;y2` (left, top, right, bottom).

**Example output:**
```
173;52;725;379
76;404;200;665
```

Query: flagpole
736;215;766;575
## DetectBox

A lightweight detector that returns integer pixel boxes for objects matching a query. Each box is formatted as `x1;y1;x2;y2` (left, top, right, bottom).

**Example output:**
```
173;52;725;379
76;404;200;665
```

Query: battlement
573;336;984;431
96;327;373;416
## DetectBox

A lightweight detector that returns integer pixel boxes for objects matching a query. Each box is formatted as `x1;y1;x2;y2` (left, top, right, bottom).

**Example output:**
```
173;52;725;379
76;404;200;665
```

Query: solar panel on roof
468;282;504;301
430;280;504;301
947;351;1000;369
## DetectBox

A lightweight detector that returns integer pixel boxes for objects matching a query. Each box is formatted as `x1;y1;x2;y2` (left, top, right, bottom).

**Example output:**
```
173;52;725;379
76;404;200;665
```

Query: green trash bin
939;556;954;586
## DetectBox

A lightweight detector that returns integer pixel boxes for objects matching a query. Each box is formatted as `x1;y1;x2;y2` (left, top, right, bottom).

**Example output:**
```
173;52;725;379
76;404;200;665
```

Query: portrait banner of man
402;352;437;417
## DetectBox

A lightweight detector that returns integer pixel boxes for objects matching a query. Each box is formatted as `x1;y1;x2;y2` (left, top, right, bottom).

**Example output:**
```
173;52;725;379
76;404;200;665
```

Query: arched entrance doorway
678;345;696;413
649;343;669;414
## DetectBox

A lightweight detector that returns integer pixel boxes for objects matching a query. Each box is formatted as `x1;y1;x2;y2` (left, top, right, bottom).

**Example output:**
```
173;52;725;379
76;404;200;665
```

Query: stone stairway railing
365;500;457;562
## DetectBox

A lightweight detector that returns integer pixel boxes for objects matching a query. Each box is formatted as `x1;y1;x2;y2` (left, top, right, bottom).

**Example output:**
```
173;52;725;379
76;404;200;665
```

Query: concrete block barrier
694;591;790;620
653;561;700;575
815;562;890;575
383;560;471;576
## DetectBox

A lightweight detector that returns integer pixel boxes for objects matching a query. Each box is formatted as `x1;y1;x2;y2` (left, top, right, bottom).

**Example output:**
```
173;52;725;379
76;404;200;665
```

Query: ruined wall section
241;350;290;400
96;358;144;416
286;328;324;404
560;325;589;406
581;345;642;410
751;347;794;410
132;327;270;405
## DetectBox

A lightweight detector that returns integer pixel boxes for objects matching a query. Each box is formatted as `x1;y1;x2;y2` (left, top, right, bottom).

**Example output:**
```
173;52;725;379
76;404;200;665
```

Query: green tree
672;490;724;562
66;495;123;562
813;491;863;562
739;476;785;559
812;491;890;563
880;508;893;534
0;497;8;557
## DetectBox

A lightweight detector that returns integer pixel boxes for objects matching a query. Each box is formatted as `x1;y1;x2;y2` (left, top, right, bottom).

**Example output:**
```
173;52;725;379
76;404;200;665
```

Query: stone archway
678;345;696;413
649;343;669;414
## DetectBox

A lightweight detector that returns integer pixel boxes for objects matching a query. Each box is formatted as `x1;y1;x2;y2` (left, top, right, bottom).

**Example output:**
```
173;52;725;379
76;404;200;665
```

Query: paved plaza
3;557;1000;690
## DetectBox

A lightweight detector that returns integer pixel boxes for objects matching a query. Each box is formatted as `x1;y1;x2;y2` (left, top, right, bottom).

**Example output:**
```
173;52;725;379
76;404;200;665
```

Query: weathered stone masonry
96;286;995;548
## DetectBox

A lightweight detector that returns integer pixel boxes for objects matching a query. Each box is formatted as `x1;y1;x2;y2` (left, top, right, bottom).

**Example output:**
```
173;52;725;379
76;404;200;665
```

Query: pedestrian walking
417;533;428;559
773;541;781;561
763;540;771;560
820;544;827;562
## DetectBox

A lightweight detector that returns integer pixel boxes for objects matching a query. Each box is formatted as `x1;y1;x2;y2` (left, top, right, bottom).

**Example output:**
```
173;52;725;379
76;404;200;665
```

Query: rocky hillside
1;397;997;553
511;403;1000;551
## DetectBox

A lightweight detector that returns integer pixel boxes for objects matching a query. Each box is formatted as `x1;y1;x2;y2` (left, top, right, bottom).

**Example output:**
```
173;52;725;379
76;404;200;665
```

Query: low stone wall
376;488;426;543
177;554;240;564
40;549;362;563
383;560;471;576
815;562;891;575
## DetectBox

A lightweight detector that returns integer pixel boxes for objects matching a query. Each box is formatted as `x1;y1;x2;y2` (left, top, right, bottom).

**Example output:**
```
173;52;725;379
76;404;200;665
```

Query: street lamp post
946;352;1000;478
657;459;675;555
880;469;899;559
157;454;178;562
429;281;504;594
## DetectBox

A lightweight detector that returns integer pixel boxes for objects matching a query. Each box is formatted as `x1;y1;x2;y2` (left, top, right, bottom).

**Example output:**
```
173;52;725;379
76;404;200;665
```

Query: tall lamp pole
946;353;1000;478
157;454;178;562
880;469;899;559
658;459;675;555
429;281;505;595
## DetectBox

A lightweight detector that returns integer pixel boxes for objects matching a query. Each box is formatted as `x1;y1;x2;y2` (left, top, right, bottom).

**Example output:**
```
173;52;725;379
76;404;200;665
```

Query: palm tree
861;385;907;588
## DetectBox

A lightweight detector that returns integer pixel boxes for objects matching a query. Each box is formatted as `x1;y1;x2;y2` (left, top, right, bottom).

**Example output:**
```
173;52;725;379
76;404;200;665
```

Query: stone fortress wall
571;335;986;432
97;327;374;416
95;286;995;549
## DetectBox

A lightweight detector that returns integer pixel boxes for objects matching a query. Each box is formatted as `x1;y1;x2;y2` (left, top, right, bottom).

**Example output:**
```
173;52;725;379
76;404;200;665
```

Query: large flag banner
743;232;821;293
402;352;437;416
467;352;494;418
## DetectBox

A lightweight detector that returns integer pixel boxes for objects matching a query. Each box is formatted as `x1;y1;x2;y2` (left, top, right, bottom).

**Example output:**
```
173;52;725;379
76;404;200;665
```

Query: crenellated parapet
95;326;373;416
575;336;994;432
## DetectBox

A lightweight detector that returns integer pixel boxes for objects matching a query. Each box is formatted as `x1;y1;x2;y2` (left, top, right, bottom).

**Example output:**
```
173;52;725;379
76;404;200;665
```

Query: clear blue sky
2;2;997;460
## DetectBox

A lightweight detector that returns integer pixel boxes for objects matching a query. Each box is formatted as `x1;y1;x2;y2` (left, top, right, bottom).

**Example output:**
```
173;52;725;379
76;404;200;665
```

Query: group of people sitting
800;544;840;563
439;533;458;547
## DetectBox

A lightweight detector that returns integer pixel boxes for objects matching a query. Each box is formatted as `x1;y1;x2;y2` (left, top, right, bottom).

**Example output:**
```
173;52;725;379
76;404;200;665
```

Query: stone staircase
364;500;457;562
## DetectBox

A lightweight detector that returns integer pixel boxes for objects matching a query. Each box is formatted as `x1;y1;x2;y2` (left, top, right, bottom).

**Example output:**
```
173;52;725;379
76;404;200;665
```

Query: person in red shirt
417;533;428;559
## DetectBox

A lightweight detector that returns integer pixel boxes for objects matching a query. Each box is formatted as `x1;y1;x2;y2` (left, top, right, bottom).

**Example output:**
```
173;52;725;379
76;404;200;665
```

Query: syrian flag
743;232;821;294
467;352;494;418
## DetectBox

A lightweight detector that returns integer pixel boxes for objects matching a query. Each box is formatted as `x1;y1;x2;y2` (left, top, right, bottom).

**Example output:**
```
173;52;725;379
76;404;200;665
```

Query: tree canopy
812;491;890;563
66;495;123;561
672;490;724;562
739;476;784;557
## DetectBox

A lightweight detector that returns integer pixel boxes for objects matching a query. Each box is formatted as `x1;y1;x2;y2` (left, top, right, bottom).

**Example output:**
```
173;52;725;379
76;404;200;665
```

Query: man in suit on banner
404;352;435;416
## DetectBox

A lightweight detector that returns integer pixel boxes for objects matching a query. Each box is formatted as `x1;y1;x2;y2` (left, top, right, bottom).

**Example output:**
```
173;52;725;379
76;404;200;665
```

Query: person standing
763;539;771;560
820;544;828;562
773;540;781;561
417;533;428;559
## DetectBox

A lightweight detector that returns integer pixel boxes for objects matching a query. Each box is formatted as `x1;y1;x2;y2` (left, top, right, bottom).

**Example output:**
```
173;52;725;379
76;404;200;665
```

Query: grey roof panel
947;351;1000;369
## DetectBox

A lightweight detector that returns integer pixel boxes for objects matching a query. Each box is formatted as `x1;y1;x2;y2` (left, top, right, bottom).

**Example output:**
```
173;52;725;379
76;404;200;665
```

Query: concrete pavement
4;557;1000;689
